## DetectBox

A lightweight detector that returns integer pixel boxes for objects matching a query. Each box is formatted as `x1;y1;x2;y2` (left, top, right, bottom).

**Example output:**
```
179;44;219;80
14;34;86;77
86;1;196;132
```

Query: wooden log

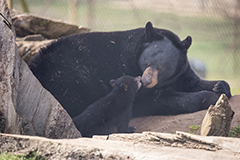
200;94;234;136
0;0;81;139
16;35;52;63
0;0;21;135
11;12;90;39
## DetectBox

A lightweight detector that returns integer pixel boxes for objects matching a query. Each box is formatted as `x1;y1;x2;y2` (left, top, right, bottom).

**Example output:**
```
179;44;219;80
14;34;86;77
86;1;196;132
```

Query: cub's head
110;76;142;94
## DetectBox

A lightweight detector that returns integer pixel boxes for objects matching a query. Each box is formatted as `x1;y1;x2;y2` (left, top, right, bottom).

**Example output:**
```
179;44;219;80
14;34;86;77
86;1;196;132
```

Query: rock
200;94;234;136
0;0;81;139
1;132;240;159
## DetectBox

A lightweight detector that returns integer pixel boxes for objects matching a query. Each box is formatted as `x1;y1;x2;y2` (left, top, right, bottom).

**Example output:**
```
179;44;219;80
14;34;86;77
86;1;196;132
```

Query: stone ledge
1;132;240;160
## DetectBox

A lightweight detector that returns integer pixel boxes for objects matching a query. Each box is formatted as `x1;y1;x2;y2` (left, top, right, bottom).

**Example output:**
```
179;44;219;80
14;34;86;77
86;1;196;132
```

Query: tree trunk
0;0;81;139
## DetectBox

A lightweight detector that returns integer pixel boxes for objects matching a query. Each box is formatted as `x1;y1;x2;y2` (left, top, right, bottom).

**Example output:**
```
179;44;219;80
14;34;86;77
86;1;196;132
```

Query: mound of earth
130;95;240;134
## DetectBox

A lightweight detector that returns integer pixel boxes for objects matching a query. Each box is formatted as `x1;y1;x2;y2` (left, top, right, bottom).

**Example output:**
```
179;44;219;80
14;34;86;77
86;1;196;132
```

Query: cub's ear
120;83;128;92
181;36;192;50
145;21;164;42
110;79;116;87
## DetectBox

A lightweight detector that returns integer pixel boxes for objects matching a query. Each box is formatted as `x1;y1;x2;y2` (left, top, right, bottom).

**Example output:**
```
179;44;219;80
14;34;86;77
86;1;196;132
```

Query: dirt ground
130;95;240;134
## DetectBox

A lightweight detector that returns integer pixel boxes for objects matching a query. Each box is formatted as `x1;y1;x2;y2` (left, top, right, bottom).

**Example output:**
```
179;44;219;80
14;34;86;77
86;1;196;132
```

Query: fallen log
200;94;234;136
11;11;90;39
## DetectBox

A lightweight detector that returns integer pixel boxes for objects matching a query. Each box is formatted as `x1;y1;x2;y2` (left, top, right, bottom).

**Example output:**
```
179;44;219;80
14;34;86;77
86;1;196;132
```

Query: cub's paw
128;126;136;133
213;81;231;98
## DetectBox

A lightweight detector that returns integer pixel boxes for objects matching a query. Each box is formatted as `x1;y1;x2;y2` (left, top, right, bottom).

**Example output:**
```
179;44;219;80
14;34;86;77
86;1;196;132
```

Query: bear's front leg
213;81;231;98
116;109;132;133
133;90;220;117
177;67;232;99
195;79;231;98
169;91;220;113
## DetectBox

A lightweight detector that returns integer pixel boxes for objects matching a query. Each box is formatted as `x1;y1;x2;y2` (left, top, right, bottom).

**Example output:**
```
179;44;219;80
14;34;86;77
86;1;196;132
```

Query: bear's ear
110;79;116;87
181;36;192;50
120;83;128;92
145;21;164;42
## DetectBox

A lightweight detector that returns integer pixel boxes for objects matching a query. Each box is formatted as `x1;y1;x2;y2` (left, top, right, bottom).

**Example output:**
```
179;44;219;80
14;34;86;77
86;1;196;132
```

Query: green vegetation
189;125;201;134
228;126;240;138
0;151;44;160
188;125;240;137
11;0;240;95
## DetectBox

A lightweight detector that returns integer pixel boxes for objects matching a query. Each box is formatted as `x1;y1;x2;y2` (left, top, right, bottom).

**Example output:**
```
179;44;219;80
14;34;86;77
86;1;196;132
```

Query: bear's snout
141;67;158;88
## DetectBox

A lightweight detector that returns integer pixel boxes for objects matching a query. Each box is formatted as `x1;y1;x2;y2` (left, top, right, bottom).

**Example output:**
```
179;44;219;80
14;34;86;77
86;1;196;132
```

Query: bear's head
109;76;142;94
139;22;192;88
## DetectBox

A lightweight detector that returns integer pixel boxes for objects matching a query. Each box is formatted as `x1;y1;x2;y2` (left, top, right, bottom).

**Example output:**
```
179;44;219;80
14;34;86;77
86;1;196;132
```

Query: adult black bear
73;76;141;137
29;21;231;118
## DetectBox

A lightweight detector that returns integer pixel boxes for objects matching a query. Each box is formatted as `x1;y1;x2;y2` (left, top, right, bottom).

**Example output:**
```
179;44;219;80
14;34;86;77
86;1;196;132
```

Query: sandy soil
130;95;240;134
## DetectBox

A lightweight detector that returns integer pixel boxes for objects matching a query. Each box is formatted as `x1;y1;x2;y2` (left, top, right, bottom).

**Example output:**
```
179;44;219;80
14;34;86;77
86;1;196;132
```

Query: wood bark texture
0;0;81;139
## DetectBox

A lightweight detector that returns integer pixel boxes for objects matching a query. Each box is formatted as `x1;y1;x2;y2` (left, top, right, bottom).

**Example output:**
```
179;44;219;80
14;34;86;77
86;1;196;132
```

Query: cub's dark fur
73;76;141;137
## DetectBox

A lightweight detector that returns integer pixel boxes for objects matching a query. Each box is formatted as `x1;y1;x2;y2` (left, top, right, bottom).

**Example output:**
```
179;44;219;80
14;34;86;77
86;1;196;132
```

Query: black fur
28;21;231;118
73;76;141;137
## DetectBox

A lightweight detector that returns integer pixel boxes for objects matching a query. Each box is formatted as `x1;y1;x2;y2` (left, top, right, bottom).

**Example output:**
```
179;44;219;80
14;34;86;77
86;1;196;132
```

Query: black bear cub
73;76;142;137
